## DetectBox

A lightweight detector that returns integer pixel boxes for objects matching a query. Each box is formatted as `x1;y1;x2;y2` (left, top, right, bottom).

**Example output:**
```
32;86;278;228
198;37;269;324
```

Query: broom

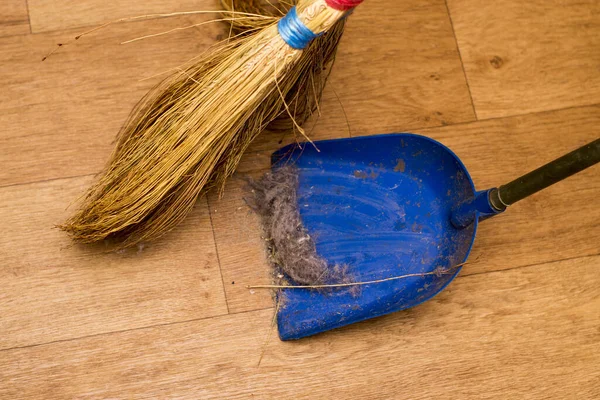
60;0;364;247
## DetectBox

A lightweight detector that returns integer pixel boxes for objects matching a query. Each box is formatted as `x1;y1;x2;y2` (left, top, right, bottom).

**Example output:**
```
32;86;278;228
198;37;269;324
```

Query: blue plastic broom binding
270;133;600;340
278;6;321;50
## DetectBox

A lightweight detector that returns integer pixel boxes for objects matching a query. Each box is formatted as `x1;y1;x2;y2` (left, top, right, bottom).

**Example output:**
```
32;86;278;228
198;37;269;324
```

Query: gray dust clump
246;165;353;287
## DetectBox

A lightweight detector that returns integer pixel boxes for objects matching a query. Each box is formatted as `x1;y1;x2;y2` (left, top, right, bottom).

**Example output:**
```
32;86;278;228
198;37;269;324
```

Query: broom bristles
61;0;350;247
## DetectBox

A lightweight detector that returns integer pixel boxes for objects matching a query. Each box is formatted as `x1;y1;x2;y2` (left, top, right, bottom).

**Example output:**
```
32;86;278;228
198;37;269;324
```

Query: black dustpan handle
489;138;600;212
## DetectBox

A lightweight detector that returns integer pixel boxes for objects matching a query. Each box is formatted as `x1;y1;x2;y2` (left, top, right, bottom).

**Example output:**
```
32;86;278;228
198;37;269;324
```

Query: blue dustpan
270;133;599;340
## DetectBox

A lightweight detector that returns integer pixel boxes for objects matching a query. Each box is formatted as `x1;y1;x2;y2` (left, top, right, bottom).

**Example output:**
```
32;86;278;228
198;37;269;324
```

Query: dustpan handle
488;138;600;212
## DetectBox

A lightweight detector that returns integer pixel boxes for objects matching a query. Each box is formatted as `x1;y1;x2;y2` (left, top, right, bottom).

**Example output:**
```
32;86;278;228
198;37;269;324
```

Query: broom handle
488;138;600;211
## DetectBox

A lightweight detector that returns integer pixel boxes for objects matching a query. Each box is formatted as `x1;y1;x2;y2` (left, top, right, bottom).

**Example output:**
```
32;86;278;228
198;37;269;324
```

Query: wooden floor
1;0;599;398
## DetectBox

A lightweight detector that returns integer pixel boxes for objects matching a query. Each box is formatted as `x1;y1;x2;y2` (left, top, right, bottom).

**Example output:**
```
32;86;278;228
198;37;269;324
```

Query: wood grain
0;176;227;350
27;0;216;33
324;0;475;135
212;105;600;311
0;17;222;187
0;1;29;37
1;1;599;397
1;256;598;399
447;0;600;118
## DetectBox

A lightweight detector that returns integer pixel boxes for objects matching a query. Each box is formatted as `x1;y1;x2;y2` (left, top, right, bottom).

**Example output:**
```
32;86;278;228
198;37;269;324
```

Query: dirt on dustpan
246;165;354;288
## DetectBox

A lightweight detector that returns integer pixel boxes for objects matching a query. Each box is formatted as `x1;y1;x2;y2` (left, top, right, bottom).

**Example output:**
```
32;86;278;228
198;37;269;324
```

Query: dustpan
269;133;599;340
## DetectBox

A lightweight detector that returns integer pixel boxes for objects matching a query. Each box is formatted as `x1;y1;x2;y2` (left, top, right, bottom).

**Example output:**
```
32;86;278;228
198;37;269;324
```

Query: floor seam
24;0;32;34
0;173;95;190
444;0;478;120
206;196;231;314
421;102;600;130
459;253;600;279
0;306;274;354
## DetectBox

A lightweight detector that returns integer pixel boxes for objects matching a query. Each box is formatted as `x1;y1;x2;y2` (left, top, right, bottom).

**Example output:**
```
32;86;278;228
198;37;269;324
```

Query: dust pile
247;165;352;287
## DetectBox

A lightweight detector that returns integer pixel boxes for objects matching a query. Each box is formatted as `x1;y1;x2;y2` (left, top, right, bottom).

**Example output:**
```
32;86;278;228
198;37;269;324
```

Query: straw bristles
221;0;290;31
223;0;346;131
61;0;349;247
